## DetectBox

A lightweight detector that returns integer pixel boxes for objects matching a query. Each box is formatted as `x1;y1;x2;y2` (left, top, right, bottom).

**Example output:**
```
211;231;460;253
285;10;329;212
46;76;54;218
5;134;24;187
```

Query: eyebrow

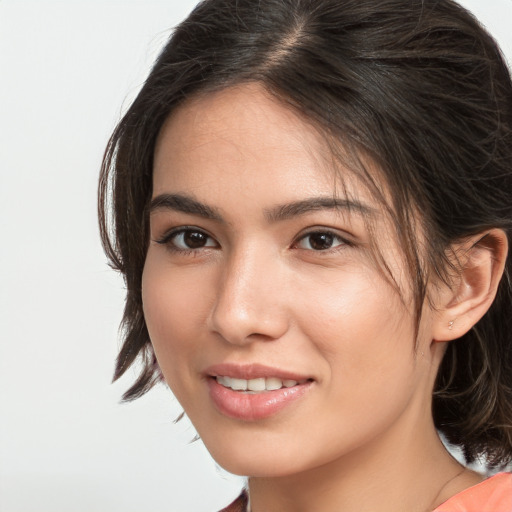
149;193;223;221
148;193;373;223
265;197;374;222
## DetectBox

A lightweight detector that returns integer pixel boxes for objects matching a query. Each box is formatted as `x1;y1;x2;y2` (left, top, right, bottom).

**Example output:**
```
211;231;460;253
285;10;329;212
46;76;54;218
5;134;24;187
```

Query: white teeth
247;378;266;392
230;378;248;391
217;376;230;387
215;376;303;392
265;377;283;391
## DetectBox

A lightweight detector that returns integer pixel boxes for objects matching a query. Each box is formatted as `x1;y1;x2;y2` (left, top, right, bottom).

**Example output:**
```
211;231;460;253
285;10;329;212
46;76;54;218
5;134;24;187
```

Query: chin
214;455;302;478
200;431;321;478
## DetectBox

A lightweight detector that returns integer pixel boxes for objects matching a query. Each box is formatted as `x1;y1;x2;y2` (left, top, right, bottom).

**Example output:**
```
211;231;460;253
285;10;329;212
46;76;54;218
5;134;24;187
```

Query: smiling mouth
206;366;314;420
215;375;311;393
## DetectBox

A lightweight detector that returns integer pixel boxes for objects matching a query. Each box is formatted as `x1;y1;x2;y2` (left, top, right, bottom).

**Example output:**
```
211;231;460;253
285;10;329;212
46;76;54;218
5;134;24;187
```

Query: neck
248;412;479;512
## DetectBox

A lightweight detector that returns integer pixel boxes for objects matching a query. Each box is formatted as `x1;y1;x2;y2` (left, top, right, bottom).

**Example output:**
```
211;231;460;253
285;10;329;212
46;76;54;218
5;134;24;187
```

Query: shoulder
218;489;249;512
433;473;512;512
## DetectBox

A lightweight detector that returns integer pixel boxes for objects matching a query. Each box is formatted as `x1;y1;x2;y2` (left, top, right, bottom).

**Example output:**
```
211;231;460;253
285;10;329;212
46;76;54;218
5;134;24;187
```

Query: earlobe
432;229;508;342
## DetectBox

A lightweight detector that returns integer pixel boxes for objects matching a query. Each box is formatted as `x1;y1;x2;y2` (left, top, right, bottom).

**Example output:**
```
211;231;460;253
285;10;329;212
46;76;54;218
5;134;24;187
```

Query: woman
99;0;512;510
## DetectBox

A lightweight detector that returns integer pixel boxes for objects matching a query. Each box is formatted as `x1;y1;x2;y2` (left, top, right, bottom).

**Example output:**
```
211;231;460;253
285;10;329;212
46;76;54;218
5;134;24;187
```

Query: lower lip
207;378;312;421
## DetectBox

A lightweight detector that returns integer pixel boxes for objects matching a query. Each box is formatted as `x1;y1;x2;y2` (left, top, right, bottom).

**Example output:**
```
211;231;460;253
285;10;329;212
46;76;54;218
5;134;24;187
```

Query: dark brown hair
99;0;512;468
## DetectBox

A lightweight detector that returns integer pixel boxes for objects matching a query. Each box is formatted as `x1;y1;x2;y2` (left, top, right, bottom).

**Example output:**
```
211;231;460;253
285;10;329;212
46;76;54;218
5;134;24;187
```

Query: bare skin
143;83;505;512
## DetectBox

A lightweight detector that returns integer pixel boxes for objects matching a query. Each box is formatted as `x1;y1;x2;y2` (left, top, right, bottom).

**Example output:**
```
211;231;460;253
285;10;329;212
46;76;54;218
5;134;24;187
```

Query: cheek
297;265;409;352
141;256;213;384
297;267;417;403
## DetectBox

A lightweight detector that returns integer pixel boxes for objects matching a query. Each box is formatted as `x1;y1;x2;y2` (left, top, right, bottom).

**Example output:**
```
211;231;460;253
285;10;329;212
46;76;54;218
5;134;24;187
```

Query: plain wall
1;1;511;511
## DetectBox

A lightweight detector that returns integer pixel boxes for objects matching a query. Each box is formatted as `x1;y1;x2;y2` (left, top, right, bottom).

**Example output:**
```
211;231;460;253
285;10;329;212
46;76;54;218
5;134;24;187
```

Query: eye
295;231;346;251
157;228;218;251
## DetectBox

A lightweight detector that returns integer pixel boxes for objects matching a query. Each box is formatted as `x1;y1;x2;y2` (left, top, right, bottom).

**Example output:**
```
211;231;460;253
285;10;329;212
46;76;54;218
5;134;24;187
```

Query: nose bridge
209;244;288;344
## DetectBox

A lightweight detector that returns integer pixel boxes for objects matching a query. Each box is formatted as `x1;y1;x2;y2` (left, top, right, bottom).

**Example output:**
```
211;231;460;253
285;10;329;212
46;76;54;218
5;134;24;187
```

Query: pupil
310;233;333;250
184;231;207;248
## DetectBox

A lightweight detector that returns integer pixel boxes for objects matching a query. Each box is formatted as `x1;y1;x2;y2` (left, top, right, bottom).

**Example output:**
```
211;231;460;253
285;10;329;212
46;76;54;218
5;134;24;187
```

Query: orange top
433;473;512;512
220;473;512;512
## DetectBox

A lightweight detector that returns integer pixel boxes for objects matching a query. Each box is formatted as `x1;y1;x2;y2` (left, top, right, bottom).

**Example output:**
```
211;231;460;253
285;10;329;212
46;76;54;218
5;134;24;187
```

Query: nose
207;248;290;345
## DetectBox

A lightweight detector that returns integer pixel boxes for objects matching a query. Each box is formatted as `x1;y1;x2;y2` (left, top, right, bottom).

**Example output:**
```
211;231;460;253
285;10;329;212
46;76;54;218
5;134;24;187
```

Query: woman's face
142;84;442;477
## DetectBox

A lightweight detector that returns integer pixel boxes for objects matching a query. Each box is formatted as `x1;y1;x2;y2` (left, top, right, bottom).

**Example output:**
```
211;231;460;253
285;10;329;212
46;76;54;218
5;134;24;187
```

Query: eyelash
155;227;218;255
293;229;351;253
155;227;352;255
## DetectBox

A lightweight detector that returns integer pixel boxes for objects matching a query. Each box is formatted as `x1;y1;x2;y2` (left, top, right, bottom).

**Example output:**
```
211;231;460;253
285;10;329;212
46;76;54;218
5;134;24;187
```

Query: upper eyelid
293;227;353;242
154;226;217;244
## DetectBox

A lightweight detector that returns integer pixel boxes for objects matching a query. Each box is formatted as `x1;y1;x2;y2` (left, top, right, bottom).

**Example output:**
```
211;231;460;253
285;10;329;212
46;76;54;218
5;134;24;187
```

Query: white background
0;1;511;511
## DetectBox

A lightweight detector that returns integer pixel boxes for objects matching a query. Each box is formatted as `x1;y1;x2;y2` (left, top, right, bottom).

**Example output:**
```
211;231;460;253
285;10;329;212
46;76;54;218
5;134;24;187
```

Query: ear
432;229;508;342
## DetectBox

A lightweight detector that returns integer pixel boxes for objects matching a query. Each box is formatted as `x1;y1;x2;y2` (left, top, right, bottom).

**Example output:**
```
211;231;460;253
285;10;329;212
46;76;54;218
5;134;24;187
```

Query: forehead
155;83;322;164
153;83;375;202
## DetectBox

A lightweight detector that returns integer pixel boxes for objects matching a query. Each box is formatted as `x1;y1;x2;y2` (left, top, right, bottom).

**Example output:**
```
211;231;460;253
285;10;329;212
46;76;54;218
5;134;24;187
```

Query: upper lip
204;363;312;381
